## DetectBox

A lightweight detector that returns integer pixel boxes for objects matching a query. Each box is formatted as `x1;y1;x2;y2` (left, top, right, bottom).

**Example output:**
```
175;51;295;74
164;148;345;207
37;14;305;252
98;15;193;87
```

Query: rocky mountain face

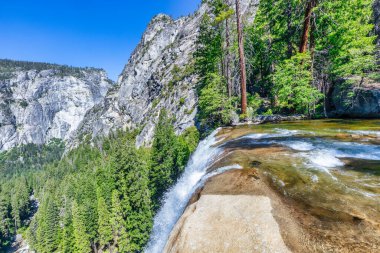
0;60;112;151
72;0;260;147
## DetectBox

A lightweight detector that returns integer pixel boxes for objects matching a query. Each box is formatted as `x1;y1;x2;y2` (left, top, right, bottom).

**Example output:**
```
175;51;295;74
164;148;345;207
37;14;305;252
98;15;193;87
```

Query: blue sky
0;0;201;80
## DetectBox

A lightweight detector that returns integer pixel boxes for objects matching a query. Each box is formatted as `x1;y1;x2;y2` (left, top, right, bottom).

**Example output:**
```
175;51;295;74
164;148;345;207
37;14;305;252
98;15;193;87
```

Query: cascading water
145;120;380;253
144;129;242;253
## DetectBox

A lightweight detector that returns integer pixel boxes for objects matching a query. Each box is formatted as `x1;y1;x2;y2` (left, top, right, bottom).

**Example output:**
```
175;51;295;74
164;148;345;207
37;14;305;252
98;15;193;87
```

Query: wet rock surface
164;169;299;253
329;77;380;118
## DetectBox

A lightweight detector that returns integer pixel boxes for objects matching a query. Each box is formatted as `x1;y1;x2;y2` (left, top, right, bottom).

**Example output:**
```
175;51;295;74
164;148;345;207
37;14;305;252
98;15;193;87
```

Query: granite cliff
0;60;112;151
71;0;260;147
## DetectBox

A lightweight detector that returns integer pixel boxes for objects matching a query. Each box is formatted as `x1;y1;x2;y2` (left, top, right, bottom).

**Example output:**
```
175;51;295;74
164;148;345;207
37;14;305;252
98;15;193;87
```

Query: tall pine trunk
299;0;315;53
286;0;293;58
374;0;380;63
225;17;232;97
235;0;247;115
92;241;98;253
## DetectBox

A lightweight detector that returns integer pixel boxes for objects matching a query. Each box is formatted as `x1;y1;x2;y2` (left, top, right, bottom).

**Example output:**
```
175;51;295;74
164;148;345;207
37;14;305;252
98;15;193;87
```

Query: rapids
145;119;380;252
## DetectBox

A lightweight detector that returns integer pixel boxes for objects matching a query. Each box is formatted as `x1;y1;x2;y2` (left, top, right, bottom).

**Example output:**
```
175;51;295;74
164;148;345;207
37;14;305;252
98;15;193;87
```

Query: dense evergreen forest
0;0;379;252
0;111;198;252
196;0;378;132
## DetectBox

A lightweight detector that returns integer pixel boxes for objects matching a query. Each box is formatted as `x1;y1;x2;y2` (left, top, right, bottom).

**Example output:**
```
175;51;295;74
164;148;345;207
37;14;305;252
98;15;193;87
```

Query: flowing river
146;119;380;252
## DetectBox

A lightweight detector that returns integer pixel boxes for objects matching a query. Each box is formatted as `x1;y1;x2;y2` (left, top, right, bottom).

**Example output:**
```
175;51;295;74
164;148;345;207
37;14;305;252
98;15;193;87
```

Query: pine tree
149;110;177;206
72;201;91;253
124;151;153;252
194;13;223;79
273;53;322;114
10;177;30;231
113;137;153;252
26;217;38;251
198;73;232;128
235;0;248;115
34;195;60;253
97;194;113;250
299;0;316;53
315;0;376;78
110;190;129;253
60;207;74;253
0;196;11;247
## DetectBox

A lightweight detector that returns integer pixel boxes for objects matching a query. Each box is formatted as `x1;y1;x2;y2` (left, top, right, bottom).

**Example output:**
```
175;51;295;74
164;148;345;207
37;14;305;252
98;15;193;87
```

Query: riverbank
232;114;308;126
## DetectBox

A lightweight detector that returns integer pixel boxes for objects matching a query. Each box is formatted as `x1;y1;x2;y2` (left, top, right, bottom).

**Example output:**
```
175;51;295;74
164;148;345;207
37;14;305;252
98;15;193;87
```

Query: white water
346;130;380;137
240;129;380;178
284;141;315;151
145;128;243;253
145;126;380;252
243;128;303;140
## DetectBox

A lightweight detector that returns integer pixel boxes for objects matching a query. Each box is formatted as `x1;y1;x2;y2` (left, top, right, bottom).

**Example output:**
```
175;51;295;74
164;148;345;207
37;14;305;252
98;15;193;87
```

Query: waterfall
145;129;242;253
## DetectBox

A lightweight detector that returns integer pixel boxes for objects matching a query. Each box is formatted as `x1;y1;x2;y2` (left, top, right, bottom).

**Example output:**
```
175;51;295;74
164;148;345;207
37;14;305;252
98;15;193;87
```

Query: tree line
0;59;106;80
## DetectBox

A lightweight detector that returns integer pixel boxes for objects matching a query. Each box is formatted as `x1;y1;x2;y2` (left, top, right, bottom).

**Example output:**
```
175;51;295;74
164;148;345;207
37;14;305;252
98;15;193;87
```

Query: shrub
179;97;185;106
19;100;28;108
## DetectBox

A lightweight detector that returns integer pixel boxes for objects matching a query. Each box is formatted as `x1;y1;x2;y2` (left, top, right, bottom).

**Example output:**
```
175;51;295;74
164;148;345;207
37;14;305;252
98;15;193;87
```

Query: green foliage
34;196;60;253
247;93;264;114
167;64;195;89
215;8;234;24
195;0;243;131
245;0;304;97
244;0;377;115
150;110;199;209
59;201;75;253
368;72;380;82
273;53;322;114
0;114;198;252
112;138;152;252
263;109;273;116
1;0;377;251
198;73;232;130
194;14;223;78
0;139;64;248
246;93;264;120
19;100;29;108
10;177;30;231
0;195;11;248
149;110;177;207
314;0;377;77
152;98;159;108
72;200;91;253
0;138;64;180
110;190;129;252
179;97;185;106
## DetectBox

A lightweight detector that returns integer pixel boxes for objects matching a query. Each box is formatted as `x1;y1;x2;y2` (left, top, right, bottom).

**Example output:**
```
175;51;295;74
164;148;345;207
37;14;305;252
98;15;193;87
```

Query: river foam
239;128;380;178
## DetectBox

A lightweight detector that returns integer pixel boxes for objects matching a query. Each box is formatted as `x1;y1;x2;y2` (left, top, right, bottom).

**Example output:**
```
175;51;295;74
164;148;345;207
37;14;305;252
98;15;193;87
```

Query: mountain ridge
70;0;260;148
0;59;112;151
